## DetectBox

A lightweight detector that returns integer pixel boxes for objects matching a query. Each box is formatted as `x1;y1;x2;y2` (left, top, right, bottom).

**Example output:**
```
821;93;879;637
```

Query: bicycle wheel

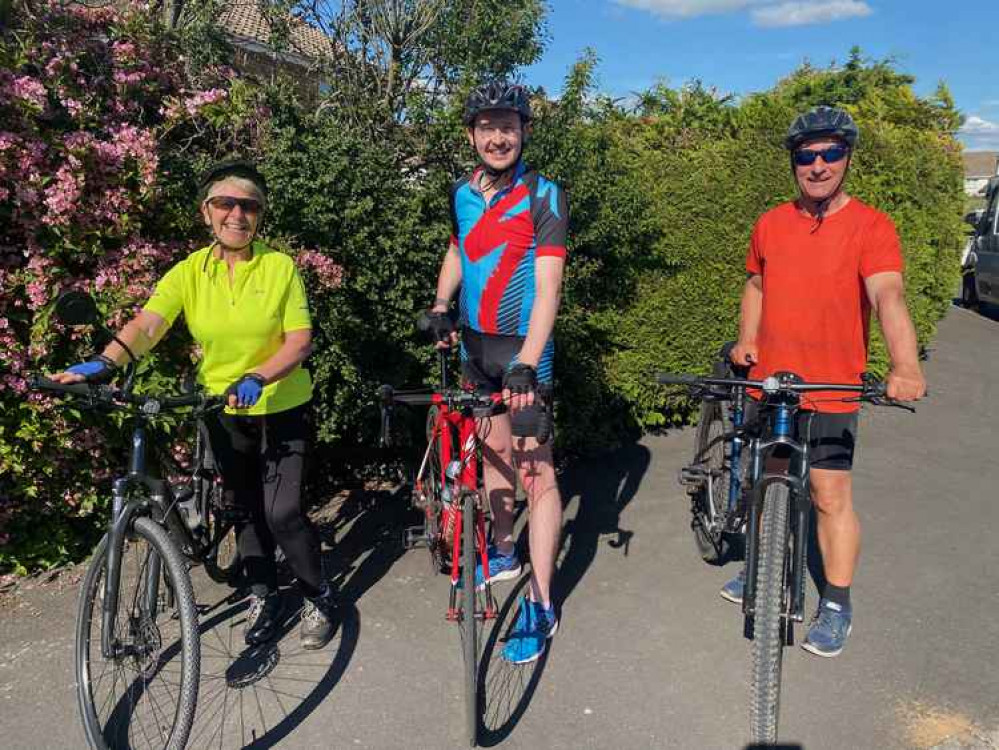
459;490;479;747
750;482;792;744
690;398;731;563
417;406;454;573
76;516;200;750
202;486;241;585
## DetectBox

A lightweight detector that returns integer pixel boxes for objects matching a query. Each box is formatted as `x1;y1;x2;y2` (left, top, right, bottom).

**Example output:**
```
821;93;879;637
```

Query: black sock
824;583;851;609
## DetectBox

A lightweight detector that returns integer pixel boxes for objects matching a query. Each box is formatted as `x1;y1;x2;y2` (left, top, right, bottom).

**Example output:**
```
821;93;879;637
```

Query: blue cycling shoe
502;596;558;664
719;567;746;605
801;599;853;658
456;544;522;590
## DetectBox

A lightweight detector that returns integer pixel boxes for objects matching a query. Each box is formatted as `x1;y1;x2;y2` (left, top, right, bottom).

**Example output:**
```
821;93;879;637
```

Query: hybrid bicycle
658;369;913;744
31;292;242;750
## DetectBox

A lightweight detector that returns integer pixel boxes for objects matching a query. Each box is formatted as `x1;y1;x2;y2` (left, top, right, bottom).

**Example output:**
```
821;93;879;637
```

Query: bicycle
679;342;750;563
658;368;914;744
379;349;506;748
30;292;244;750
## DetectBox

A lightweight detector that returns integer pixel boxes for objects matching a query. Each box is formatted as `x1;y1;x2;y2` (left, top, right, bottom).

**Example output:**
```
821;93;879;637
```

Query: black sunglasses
206;196;262;214
793;145;850;167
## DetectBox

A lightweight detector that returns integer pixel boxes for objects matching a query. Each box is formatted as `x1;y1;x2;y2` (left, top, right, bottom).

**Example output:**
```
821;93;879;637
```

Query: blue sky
524;1;999;150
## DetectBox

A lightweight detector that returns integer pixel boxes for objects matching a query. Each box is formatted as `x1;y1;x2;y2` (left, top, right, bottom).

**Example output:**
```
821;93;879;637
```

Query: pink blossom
9;76;47;109
42;163;83;227
297;250;345;289
184;88;227;116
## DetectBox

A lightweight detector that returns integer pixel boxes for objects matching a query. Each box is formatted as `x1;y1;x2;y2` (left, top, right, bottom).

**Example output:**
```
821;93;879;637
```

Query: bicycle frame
726;382;747;516
100;413;213;660
432;399;497;623
741;399;812;624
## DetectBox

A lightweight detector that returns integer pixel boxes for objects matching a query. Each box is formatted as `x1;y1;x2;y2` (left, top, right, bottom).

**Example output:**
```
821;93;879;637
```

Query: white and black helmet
463;80;532;126
784;105;859;150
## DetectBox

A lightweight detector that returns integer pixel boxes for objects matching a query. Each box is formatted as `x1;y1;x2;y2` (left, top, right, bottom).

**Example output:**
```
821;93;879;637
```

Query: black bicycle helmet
463;80;532;126
198;159;268;198
784;105;859;150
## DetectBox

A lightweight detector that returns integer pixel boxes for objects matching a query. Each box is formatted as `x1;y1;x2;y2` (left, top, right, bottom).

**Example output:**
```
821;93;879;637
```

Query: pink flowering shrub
0;1;291;573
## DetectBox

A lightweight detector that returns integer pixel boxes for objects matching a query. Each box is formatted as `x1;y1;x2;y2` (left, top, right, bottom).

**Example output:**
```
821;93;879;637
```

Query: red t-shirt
746;199;904;413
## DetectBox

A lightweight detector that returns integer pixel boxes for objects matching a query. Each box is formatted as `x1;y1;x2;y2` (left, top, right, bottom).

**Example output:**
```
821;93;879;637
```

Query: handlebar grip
159;393;226;409
656;373;699;386
29;376;95;397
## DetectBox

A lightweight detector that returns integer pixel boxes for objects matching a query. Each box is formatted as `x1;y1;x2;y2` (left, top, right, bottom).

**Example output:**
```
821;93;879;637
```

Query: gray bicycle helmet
463;80;532;126
784;105;859;150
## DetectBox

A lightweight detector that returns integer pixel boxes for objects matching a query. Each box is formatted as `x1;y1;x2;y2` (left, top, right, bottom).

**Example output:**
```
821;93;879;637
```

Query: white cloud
752;1;873;27
613;0;875;27
612;0;758;19
961;115;999;135
960;116;999;150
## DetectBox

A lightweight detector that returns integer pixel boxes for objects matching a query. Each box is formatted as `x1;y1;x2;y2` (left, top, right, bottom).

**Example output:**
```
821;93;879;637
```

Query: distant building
963;151;999;196
219;1;333;101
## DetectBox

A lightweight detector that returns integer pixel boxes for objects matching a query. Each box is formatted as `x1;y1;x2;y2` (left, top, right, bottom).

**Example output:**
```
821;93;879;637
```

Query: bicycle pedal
679;465;710;486
402;525;429;550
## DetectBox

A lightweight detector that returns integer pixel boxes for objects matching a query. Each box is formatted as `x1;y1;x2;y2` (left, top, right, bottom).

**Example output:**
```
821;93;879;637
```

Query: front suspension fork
101;486;157;660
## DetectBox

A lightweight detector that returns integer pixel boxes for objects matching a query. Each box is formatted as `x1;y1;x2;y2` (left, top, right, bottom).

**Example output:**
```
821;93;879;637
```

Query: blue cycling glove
226;373;265;408
66;355;116;383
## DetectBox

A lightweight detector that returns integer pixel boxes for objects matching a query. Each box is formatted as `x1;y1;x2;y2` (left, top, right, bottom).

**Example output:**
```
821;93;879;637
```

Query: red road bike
380;351;502;747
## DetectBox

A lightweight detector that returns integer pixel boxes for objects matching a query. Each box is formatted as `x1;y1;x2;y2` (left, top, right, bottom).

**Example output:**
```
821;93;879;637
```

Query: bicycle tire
750;482;791;744
460;490;479;747
76;516;200;750
690;398;731;563
424;407;454;572
202;488;241;585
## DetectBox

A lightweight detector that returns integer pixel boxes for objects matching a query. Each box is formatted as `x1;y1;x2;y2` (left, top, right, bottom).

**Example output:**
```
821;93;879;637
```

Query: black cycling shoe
300;585;338;650
244;592;282;647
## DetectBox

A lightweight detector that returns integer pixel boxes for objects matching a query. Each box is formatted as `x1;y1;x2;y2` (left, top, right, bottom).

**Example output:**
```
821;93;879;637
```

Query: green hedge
0;2;964;573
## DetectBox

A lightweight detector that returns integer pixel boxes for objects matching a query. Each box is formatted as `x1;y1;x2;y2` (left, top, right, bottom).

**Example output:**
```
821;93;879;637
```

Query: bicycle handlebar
29;376;226;413
655;371;914;411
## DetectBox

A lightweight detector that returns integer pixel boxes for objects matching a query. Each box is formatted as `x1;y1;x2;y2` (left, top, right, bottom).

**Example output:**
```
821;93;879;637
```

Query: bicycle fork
446;501;497;623
100;482;169;660
742;403;811;624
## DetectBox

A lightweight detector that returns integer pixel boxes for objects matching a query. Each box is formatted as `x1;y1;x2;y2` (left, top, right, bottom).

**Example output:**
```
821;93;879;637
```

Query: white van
973;176;999;306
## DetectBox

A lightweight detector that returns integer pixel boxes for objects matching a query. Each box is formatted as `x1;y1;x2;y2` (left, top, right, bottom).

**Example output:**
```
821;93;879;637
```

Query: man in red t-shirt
719;106;926;657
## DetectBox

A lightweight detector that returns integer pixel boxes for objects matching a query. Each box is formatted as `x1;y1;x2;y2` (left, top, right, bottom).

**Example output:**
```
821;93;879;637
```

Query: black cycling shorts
747;402;859;471
460;327;552;437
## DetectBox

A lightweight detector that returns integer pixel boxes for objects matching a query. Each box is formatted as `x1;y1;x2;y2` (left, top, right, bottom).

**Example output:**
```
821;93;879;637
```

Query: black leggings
204;402;322;597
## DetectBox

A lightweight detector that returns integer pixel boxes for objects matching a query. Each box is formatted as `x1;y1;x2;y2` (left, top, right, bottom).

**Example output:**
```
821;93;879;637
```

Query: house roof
218;1;334;60
963;151;999;179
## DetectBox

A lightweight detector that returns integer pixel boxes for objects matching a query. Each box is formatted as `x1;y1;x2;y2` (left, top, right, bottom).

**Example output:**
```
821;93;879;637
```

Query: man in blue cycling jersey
429;79;568;664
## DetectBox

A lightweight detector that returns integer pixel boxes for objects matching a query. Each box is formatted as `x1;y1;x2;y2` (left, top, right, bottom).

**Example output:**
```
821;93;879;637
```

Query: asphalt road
1;306;997;750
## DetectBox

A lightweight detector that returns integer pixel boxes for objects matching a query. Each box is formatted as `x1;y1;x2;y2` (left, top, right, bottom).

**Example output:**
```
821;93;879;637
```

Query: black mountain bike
30;293;242;750
679;343;750;563
658;369;914;744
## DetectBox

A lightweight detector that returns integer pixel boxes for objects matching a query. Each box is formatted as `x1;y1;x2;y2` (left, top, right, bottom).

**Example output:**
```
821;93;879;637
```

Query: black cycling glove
421;310;456;344
503;363;538;395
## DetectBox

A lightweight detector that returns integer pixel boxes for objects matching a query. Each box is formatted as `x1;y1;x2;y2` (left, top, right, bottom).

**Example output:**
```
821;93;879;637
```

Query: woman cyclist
51;160;337;650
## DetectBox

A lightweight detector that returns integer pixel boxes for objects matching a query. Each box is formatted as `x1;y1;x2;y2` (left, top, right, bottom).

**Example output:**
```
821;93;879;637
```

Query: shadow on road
743;744;804;749
555;440;651;605
477;575;551;747
180;485;410;749
471;440;650;745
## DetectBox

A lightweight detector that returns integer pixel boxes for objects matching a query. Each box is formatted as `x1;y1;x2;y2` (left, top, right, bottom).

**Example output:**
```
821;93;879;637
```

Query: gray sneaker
719;567;746;604
300;586;337;650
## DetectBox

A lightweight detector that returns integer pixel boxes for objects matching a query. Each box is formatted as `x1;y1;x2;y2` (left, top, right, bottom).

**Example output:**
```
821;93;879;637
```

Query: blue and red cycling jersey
449;161;569;339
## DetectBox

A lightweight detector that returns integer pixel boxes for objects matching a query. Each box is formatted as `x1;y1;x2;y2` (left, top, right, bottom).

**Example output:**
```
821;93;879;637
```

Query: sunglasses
206;196;262;214
792;145;850;167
